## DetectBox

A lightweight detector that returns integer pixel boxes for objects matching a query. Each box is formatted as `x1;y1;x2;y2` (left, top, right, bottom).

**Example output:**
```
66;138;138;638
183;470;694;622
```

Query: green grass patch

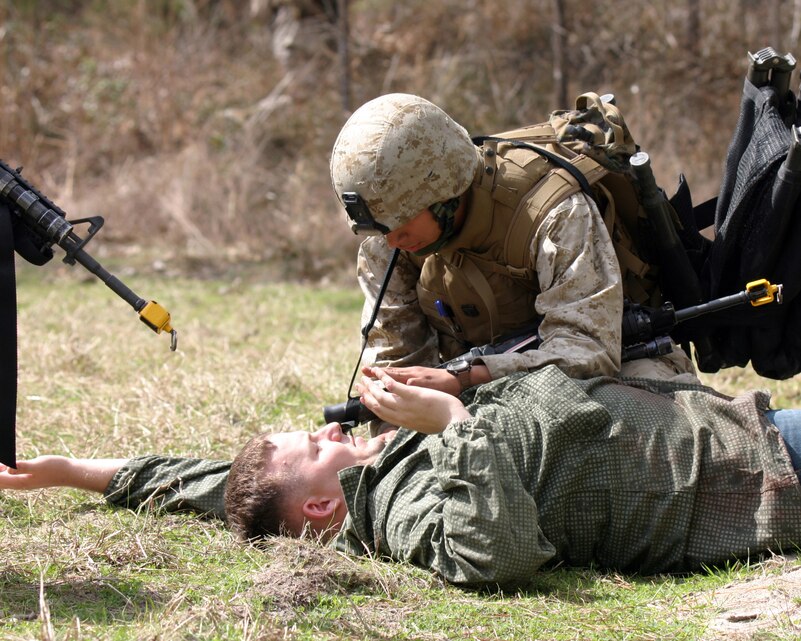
4;261;801;639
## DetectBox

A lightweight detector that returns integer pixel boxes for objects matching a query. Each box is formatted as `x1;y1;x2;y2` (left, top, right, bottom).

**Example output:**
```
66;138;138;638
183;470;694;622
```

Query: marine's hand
362;363;491;395
0;456;72;490
356;367;471;433
0;456;128;493
362;365;460;395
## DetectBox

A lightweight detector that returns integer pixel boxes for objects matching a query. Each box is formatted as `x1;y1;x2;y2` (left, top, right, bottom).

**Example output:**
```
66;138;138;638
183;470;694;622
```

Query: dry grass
4;260;801;640
3;262;373;639
14;261;363;461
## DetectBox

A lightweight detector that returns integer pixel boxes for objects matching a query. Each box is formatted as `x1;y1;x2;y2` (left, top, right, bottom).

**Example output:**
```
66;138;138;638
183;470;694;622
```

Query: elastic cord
412;196;461;256
344;247;401;399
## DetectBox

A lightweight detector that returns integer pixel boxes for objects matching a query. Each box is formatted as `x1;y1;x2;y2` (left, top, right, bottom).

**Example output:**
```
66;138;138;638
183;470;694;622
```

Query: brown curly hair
224;432;301;539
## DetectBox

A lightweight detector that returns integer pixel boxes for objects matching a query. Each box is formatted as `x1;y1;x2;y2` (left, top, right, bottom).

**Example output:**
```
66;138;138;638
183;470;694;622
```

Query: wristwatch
446;359;473;392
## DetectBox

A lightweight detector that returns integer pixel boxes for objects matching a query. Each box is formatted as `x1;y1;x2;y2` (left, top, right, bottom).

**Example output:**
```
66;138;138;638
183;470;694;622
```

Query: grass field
3;259;801;640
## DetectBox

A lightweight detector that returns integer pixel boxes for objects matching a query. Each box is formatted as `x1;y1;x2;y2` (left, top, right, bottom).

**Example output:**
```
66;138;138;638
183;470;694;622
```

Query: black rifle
324;279;783;429
0;160;177;466
0;160;177;345
622;279;782;361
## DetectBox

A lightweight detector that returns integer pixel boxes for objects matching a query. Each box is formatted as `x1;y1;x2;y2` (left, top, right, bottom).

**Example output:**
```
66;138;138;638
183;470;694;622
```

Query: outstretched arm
0;456;128;493
356;366;471;433
2;455;231;520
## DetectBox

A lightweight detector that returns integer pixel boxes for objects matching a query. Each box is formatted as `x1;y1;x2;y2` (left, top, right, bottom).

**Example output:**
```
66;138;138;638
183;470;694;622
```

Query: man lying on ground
3;365;801;588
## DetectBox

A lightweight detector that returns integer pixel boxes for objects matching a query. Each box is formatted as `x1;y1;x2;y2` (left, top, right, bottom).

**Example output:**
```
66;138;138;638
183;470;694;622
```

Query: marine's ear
301;496;341;522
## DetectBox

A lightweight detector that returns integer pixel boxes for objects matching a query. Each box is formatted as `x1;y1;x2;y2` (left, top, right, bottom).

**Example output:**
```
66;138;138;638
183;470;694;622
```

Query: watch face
447;359;470;374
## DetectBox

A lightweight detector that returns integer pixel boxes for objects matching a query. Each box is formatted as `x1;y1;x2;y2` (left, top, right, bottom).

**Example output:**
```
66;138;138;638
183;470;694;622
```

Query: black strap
472;136;595;198
0;204;16;467
693;196;718;231
344;247;400;402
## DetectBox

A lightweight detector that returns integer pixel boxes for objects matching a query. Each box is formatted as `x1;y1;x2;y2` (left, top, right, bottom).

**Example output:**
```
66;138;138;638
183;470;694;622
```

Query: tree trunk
772;0;783;50
551;0;568;109
686;0;701;59
792;0;801;51
337;0;352;113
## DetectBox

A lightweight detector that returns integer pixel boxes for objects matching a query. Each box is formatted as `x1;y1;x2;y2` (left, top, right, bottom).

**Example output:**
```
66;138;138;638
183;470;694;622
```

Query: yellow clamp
746;278;783;306
138;300;178;351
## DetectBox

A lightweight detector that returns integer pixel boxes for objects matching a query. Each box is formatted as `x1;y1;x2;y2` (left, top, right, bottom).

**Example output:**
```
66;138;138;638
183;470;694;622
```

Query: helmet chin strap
412;197;461;256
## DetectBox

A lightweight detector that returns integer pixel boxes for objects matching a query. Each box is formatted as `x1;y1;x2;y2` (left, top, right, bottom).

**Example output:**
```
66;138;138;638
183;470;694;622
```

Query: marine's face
267;423;394;497
384;208;441;253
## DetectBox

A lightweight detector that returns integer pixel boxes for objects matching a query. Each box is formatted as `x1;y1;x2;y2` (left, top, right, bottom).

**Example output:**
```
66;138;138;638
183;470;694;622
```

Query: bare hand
362;364;461;395
0;456;72;490
362;363;491;396
0;456;127;493
356;367;471;433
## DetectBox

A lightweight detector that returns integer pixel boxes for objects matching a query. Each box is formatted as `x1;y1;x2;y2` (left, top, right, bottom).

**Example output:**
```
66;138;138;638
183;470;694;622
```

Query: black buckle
342;192;389;234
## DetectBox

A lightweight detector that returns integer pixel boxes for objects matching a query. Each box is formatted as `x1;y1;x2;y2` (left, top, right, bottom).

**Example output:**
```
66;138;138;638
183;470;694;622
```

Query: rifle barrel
673;291;751;323
63;235;147;311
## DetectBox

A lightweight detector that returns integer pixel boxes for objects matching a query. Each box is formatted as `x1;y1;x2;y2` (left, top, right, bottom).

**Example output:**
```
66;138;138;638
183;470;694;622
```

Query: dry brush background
3;0;799;281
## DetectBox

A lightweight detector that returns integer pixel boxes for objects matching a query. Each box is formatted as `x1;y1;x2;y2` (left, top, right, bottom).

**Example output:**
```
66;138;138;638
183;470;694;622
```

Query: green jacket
333;366;801;587
105;366;801;588
104;455;230;520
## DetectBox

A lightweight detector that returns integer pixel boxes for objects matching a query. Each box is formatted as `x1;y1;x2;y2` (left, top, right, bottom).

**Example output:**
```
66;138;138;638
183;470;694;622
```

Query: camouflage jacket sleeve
103;455;230;520
476;192;622;380
356;236;440;368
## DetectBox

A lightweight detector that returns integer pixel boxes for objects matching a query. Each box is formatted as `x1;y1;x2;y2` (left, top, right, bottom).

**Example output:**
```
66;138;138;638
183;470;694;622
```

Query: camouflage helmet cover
330;93;478;233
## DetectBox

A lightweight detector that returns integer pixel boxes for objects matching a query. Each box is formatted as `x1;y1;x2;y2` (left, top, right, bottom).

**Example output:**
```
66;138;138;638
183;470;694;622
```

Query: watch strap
447;360;472;391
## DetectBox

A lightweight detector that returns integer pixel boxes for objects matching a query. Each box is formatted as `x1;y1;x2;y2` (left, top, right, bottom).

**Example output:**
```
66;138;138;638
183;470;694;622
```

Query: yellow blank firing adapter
138;300;178;351
746;278;783;306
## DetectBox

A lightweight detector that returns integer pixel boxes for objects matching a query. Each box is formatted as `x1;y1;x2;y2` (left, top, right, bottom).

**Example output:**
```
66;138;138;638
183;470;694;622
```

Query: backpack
497;50;801;381
687;47;801;378
476;91;698;310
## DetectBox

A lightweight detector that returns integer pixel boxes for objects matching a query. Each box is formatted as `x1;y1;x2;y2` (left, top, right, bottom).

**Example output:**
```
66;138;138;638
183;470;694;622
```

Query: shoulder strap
505;153;608;275
472;135;596;197
451;253;500;341
470;133;607;278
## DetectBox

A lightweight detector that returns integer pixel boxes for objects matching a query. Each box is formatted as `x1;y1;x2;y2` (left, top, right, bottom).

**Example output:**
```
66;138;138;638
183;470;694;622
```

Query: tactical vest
409;146;545;359
408;93;660;360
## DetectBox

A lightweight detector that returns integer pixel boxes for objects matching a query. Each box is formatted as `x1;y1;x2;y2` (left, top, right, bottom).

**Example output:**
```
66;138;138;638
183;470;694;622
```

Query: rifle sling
0;204;16;467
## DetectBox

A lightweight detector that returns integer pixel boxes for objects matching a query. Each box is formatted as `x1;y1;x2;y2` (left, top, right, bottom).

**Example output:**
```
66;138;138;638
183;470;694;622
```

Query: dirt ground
687;557;801;639
253;540;801;639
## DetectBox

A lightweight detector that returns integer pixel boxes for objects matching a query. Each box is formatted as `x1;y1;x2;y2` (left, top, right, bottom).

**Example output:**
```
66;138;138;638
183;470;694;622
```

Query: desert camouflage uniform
358;189;698;384
333;93;697;407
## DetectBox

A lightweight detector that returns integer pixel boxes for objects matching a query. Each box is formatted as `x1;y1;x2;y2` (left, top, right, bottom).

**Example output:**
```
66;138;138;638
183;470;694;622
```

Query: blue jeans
766;409;801;479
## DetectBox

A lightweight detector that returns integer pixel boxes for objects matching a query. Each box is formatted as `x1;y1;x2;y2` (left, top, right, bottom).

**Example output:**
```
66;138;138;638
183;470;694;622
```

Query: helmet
330;93;478;234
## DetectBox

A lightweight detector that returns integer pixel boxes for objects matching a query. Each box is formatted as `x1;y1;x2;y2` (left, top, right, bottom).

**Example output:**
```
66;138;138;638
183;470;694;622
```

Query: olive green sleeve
103;455;231;521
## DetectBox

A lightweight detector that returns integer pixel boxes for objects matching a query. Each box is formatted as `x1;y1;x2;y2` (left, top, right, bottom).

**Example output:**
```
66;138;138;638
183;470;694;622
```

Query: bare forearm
62;458;129;492
0;456;129;492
